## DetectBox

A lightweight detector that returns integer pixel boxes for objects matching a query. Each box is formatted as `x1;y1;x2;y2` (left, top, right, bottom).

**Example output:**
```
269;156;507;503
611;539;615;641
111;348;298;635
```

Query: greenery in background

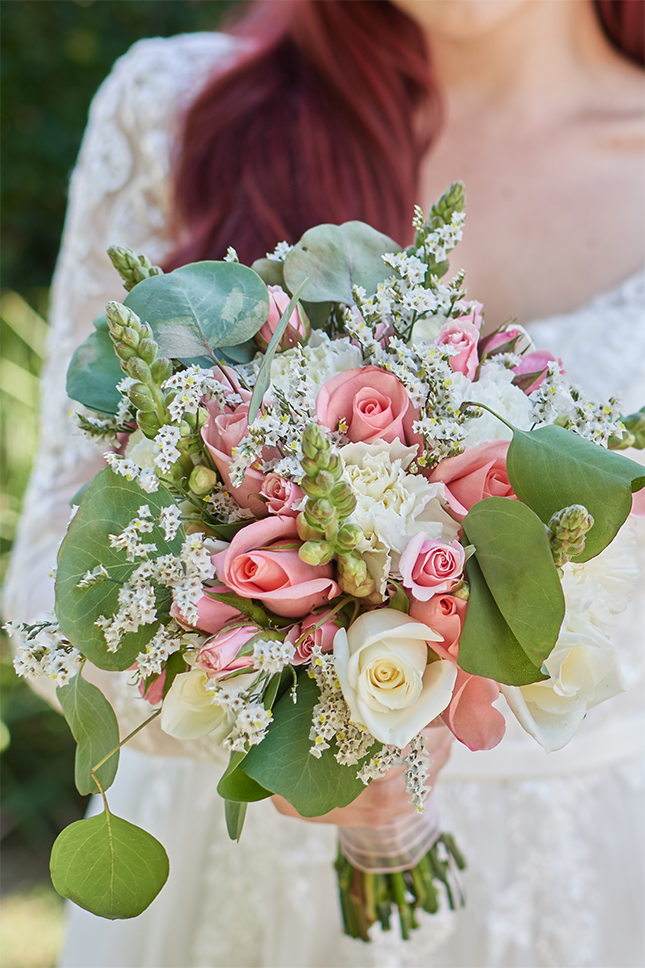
0;2;239;937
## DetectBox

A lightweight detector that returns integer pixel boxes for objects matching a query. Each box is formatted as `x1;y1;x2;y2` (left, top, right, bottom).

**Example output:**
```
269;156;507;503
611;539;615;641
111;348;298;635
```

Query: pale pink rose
195;625;257;679
442;668;506;751
400;536;465;601
316;365;416;445
261;474;303;517
409;595;504;750
512;350;561;393
171;585;241;634
202;399;267;517
435;304;483;380
212;516;341;619
409;593;467;657
481;327;522;357
428;440;516;520
292;609;341;665
139;670;167;705
632;488;645;518
254;286;309;352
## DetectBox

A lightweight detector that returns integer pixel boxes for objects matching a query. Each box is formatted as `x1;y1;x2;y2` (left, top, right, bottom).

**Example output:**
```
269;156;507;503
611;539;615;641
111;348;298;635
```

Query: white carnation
270;331;362;401
460;363;533;446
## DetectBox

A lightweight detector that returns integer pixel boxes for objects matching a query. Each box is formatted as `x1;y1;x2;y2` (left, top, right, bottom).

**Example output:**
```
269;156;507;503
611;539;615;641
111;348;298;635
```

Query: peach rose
292;609;342;665
260;474;303;517
512;350;560;393
212;516;341;618
254;286;309;353
435;303;483;380
316;365;416;445
195;625;257;679
399;536;465;601
428;440;516;520
202;398;267;517
409;593;467;658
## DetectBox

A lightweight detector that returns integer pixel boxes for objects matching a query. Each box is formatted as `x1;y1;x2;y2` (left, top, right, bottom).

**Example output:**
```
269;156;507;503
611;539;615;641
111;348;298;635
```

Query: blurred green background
1;3;237;964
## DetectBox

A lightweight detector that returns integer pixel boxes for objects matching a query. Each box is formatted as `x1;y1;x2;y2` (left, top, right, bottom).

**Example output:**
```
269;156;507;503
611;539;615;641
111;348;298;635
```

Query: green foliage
507;424;645;561
217;751;272;803
50;810;169;919
283;222;401;304
56;673;120;796
123;261;269;362
66;312;124;414
224;800;248;843
240;673;375;817
55;470;184;671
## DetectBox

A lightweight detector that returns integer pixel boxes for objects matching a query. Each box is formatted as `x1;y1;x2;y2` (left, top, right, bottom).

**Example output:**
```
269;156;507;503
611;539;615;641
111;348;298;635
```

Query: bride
4;1;644;966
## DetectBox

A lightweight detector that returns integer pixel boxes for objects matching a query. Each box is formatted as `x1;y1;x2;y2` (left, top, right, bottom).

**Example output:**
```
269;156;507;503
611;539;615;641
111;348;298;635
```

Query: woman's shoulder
86;31;245;134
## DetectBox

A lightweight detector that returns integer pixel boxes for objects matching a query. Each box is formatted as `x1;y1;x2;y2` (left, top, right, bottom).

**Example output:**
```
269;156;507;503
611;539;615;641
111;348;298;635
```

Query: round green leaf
507;424;645;561
66;312;124;415
57;673;120;795
50;812;169;919
123;261;270;360
283;221;401;304
55;469;184;671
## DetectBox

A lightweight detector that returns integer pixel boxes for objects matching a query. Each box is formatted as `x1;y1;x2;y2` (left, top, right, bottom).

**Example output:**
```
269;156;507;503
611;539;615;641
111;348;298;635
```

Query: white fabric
3;32;644;968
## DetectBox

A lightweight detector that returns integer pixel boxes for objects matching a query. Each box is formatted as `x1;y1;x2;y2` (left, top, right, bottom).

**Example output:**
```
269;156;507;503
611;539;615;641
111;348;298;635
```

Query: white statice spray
357;745;403;784
136;623;183;678
205;679;273;753
153;425;182;474
252;637;296;675
308;648;376;766
162;366;232;423
356;733;432;811
530;363;624;445
207;486;255;524
266;240;293;262
104;453;160;493
108;505;156;562
158;504;182;542
8;620;83;687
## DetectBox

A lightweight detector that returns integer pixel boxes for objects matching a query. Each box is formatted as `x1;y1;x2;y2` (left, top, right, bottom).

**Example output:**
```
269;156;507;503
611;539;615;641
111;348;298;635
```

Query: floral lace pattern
4;33;643;968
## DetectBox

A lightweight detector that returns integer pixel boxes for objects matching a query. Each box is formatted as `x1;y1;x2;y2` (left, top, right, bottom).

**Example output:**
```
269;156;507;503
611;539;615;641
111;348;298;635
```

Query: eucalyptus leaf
462;497;565;669
283;221;401;304
50;811;169;919
124;261;270;361
506;424;645;561
224;800;248;842
55;469;184;671
248;278;308;423
240;673;376;816
251;257;285;288
458;554;548;686
57;673;121;795
66;312;124;415
217;751;272;803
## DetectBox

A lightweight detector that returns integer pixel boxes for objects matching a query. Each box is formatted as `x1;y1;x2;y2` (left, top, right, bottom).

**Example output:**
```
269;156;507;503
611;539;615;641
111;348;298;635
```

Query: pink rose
171;585;241;634
316;365;416;445
512;350;560;393
632;488;645;518
139;670;166;706
292;609;341;665
409;594;504;750
202;399;267;517
254;286;309;352
399;536;465;601
260;474;303;517
195;625;257;679
435;303;483;380
428;440;516;520
480;327;522;357
409;593;467;657
212;516;341;618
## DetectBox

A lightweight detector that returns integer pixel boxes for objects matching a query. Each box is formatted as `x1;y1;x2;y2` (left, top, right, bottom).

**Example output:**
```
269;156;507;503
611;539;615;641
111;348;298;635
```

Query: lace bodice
7;33;642;968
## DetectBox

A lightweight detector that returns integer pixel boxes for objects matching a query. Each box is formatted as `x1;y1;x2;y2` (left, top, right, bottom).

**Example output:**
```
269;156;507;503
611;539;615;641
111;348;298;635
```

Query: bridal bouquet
8;183;644;940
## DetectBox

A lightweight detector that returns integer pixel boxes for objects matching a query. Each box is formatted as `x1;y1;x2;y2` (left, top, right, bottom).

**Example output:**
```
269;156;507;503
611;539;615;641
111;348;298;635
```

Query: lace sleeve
2;33;239;731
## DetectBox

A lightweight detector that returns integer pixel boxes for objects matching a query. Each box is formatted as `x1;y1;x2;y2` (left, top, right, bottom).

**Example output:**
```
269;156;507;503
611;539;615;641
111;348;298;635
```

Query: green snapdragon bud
547;504;594;568
151;358;173;384
107;245;164;293
126;357;152;383
334;523;362;553
337;553;375;599
189;465;219;496
136;411;162;438
299;540;335;567
128;383;156;413
296;513;324;542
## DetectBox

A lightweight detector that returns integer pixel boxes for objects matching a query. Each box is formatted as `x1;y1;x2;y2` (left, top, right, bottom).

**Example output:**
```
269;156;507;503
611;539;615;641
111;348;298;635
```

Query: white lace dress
4;33;644;968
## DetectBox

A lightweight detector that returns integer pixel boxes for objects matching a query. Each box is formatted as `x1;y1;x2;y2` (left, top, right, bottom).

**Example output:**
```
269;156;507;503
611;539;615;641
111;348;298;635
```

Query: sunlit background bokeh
0;3;237;964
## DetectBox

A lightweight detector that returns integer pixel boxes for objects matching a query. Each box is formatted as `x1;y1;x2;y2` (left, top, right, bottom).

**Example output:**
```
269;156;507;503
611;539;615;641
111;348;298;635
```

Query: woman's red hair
167;0;644;270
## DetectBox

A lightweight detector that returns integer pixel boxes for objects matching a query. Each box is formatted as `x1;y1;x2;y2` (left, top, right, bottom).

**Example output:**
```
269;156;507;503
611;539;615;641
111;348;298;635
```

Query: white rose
161;669;253;742
333;610;457;747
340;440;460;598
125;429;157;469
459;362;533;446
501;614;625;753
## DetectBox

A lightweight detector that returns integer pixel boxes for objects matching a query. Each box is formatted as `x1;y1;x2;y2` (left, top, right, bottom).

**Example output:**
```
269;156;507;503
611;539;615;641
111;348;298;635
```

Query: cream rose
333;610;457;747
501;614;625;753
160;668;254;742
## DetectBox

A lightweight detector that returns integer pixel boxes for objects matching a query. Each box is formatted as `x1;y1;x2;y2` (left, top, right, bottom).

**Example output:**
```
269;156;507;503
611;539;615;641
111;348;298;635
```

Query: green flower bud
337;553;375;598
105;301;133;332
136;411;162;438
151;358;173;385
189;465;219;496
298;540;335;567
305;498;337;531
301;469;335;499
296;512;324;542
107;245;164;292
128;383;156;412
114;342;138;362
334;523;362;552
121;326;140;349
138;338;158;365
548;504;594;567
126;357;152;383
302;423;329;461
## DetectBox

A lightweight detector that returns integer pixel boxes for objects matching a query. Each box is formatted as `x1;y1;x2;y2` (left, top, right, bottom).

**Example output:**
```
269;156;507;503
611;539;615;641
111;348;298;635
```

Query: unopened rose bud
298;540;335;566
189;465;219;495
254;286;310;353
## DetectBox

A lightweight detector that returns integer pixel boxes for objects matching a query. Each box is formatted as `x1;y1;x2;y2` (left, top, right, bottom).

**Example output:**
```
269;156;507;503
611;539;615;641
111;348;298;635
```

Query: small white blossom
8;621;83;687
224;246;239;263
159;504;182;542
76;564;111;588
136;625;182;679
153;425;182;474
266;240;292;262
108;505;156;562
252;638;296;675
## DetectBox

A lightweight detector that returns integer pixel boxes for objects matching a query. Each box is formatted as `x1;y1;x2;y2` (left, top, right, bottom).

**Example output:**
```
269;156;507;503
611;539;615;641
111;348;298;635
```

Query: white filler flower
333;610;457;748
